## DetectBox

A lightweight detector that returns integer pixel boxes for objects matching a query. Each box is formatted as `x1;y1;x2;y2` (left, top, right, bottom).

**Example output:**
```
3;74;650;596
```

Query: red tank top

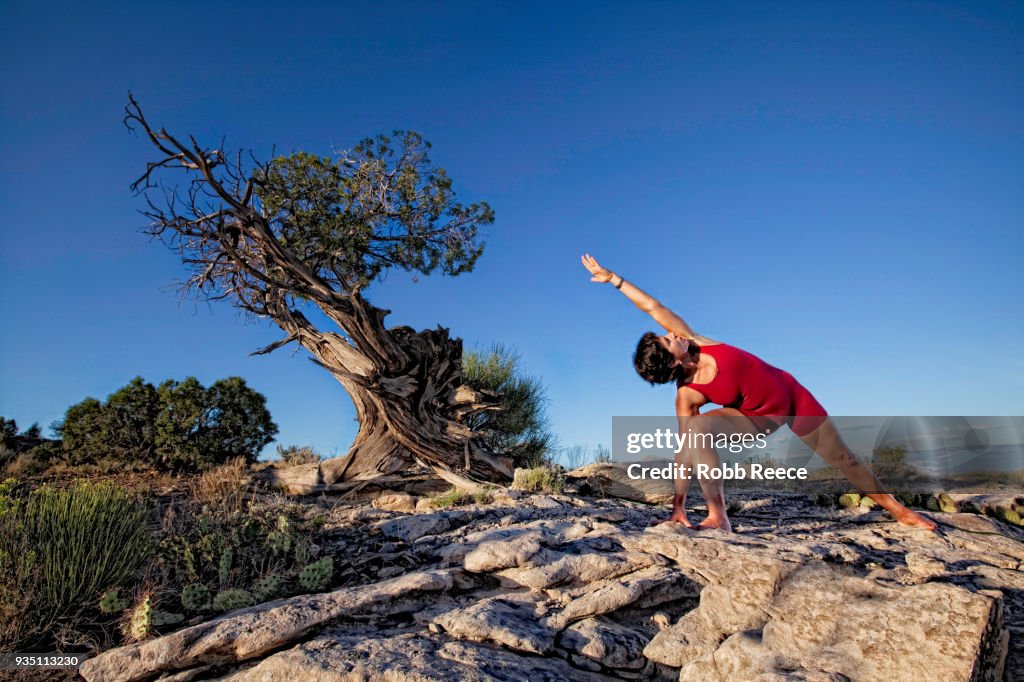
684;343;824;420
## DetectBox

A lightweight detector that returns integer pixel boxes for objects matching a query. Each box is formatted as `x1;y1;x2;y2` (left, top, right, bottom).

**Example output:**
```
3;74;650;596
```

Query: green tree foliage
155;377;278;471
104;377;161;461
57;377;277;472
255;135;492;297
0;418;45;451
0;418;16;446
58;397;107;465
462;345;555;468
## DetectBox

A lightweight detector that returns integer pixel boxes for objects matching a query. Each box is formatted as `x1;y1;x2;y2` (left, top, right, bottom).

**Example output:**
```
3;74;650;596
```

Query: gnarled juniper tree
125;95;511;488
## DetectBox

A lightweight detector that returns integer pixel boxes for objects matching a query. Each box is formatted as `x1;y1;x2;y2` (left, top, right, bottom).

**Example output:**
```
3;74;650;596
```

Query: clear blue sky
2;1;1022;461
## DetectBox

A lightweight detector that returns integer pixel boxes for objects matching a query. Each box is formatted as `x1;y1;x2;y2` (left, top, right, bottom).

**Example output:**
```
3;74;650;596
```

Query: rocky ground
79;489;1022;681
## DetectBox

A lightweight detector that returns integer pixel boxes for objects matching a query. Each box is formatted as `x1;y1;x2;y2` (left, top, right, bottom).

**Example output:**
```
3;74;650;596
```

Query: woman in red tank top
581;254;936;532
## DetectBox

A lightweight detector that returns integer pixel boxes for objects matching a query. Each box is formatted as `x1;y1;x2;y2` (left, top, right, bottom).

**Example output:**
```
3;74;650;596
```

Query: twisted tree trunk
261;294;512;487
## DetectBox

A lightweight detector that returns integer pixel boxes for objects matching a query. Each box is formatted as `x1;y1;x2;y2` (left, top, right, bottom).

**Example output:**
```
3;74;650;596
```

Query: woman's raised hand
581;253;614;283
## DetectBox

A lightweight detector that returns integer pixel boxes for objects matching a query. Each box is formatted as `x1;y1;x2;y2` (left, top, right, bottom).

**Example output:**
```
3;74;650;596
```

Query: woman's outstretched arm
580;253;715;343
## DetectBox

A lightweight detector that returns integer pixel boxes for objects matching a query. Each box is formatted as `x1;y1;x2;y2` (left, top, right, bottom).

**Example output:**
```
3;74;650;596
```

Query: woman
581;253;936;532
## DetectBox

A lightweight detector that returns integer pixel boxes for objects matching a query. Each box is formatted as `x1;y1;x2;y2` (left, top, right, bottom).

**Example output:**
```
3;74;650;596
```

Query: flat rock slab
561;617;651;671
223;629;617;681
376;511;470;542
432;594;555;655
649;558;1007;681
79;570;458;682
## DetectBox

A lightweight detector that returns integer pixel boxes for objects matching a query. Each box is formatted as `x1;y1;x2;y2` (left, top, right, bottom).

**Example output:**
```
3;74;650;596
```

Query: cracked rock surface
80;492;1022;681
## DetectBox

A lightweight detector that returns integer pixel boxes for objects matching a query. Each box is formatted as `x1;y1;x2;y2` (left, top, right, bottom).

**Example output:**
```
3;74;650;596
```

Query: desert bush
58;397;108;464
427;487;471;508
0;479;153;650
872;444;918;480
275;444;322;466
57;376;278;472
512;464;565;494
462;344;556;469
0;418;57;469
155;377;278;471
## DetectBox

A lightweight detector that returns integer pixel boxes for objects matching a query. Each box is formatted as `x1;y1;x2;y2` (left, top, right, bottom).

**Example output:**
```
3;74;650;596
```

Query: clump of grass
512;465;565;494
190;457;251;514
275;444;321;466
0;479;154;650
427;487;494;509
4;452;41;477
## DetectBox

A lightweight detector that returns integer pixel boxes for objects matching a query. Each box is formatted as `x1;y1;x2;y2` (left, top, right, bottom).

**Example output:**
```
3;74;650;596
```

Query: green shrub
54;376;277;472
462;345;556;468
0;445;14;471
0;418;17;448
155;377;278;471
0;480;153;650
297;558;333;592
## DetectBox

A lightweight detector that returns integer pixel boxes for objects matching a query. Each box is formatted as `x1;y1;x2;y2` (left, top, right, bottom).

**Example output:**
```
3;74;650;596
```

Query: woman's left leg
799;419;937;530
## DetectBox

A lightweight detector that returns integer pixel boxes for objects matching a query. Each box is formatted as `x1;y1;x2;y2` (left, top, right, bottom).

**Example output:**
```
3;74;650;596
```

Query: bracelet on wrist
614;275;625;289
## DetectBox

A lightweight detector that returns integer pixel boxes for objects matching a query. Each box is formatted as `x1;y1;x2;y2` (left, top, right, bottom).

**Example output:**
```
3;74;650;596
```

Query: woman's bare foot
651;511;694;528
696;515;732;532
893;508;937;531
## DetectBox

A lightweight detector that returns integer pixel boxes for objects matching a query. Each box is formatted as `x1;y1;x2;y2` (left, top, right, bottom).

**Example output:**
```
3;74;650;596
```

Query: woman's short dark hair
633;332;679;385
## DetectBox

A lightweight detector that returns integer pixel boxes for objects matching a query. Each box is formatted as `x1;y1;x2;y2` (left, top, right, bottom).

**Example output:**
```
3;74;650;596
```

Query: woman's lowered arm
580;253;716;343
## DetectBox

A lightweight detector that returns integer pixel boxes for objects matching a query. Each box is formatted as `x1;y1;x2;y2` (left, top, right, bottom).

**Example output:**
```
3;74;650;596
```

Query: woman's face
659;333;694;367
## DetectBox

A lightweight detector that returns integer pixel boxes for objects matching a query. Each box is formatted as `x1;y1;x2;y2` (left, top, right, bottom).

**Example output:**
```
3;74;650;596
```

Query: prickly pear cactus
298;557;333;592
213;588;255;612
266;514;292;556
219;547;234;588
253;574;288;602
124;593;154;641
181;583;211;612
99;588;129;615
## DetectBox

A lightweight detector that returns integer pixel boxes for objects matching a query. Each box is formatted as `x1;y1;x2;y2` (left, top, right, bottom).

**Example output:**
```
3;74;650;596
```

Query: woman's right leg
799;419;936;530
677;408;769;531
